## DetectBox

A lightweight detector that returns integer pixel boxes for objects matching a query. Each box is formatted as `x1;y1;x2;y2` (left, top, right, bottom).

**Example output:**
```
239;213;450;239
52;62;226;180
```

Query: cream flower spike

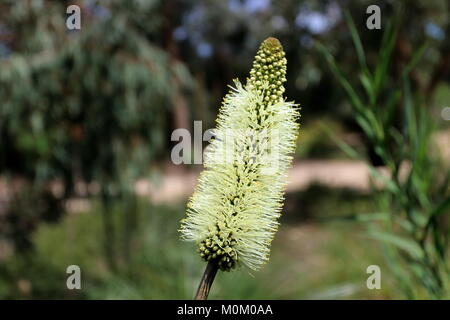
179;37;300;272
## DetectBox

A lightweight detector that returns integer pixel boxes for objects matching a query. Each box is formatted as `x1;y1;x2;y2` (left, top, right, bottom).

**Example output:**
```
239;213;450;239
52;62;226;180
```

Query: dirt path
138;160;373;204
142;128;450;204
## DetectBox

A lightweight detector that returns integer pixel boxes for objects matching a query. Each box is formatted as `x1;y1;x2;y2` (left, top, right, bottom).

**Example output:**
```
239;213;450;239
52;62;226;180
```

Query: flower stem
194;260;219;300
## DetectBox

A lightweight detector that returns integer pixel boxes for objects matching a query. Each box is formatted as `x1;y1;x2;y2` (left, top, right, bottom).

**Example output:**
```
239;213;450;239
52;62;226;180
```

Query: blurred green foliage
0;0;191;257
0;195;397;299
319;12;450;298
0;0;449;299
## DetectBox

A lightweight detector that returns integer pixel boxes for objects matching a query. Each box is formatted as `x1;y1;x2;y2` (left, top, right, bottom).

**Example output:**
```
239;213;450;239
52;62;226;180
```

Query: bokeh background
0;0;449;299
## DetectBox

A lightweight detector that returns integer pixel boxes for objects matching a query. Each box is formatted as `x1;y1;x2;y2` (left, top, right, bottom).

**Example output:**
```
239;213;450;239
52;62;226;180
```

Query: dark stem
194;261;219;300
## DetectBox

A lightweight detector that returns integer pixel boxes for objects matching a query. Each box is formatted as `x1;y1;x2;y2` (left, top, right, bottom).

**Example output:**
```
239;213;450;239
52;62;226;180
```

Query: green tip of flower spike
248;37;287;105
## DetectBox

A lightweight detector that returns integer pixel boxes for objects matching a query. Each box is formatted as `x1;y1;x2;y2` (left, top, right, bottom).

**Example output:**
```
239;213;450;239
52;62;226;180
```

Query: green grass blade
401;42;428;79
373;20;397;96
319;121;362;160
344;10;370;77
367;231;424;259
431;196;450;217
316;42;365;114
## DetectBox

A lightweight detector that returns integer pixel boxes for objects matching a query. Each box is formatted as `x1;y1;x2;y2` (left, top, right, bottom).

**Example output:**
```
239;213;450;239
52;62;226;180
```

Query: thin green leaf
367;166;399;193
368;231;424;259
373;20;397;96
431;196;450;217
321;212;389;223
349;212;390;222
401;42;428;79
382;90;401;126
360;72;375;106
355;114;375;140
344;10;370;76
320;121;362;160
316;42;365;113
